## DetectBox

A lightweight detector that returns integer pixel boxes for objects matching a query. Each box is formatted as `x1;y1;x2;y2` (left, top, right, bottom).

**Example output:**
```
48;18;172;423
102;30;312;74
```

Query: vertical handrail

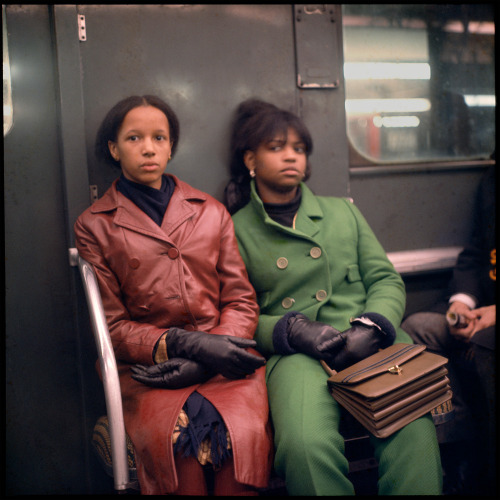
69;248;132;491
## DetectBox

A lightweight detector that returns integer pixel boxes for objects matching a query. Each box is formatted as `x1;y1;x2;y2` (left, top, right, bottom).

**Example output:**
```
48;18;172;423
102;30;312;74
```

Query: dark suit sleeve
447;166;496;306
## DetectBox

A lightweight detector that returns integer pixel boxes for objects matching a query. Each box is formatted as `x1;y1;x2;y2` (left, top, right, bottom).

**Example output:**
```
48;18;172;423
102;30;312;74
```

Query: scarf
173;392;231;468
117;174;175;226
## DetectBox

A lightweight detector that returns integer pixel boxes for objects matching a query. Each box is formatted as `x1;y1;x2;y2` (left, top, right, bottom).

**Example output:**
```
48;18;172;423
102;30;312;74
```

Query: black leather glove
273;312;344;362
130;358;214;389
321;313;396;372
166;327;266;380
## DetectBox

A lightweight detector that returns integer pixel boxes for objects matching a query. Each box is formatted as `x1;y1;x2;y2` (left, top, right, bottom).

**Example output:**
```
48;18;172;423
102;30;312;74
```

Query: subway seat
70;246;459;493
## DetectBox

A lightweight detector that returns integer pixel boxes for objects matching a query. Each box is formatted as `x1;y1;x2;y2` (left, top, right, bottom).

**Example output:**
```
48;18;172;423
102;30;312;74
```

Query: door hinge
78;14;86;42
90;185;98;204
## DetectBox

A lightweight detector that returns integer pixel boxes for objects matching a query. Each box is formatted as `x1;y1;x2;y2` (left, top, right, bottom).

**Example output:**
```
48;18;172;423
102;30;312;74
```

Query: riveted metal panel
293;4;341;88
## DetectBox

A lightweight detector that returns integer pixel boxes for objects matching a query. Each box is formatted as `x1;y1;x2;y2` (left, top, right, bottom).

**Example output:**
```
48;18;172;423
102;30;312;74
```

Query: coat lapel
249;181;323;239
294;184;324;238
91;176;205;244
159;176;207;238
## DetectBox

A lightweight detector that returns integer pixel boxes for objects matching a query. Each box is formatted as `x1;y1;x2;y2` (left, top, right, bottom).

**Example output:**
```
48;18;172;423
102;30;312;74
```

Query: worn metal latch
293;5;340;89
78;14;86;42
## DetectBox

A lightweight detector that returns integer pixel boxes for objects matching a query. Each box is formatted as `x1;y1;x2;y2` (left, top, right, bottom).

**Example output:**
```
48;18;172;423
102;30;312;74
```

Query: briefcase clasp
388;365;402;375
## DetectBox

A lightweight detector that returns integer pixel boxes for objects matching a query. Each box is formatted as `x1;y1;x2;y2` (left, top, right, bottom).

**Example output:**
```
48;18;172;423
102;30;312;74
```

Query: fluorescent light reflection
464;95;496;107
373;115;420;128
444;21;495;34
344;62;430;80
346;98;431;114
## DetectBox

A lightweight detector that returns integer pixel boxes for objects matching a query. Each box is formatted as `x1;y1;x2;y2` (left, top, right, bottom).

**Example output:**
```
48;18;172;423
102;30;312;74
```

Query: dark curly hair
224;98;313;215
95;95;180;168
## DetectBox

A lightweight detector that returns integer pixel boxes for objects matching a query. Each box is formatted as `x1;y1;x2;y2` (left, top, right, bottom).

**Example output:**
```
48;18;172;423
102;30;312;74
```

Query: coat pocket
346;264;361;283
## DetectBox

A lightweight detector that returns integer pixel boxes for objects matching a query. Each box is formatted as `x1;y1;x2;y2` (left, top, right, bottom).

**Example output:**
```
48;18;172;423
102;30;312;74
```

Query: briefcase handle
320;359;337;377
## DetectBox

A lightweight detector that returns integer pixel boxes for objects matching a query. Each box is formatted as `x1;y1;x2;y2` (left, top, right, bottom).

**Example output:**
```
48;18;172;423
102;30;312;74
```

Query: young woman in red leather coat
74;95;272;495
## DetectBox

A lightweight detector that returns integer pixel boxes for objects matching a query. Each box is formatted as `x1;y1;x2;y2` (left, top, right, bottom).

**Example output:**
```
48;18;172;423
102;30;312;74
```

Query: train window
342;4;495;165
3;5;13;136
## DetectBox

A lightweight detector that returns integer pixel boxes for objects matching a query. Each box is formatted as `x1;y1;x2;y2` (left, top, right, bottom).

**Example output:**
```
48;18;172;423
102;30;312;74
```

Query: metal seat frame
69;248;139;493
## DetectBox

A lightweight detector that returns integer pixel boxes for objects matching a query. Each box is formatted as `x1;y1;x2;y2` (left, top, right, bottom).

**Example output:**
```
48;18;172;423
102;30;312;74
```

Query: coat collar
249;180;323;237
91;174;207;241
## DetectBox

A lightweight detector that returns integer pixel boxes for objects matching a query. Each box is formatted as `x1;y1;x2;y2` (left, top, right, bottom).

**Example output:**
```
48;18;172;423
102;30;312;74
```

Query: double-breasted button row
167;247;179;259
281;290;327;309
130;248;179;268
310;247;322;258
277;257;288;269
276;247;322;269
129;258;140;269
278;246;326;308
159;248;179;259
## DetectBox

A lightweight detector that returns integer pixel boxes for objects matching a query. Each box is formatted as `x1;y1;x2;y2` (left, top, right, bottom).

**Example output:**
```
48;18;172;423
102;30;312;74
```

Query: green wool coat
231;182;443;495
232;181;412;368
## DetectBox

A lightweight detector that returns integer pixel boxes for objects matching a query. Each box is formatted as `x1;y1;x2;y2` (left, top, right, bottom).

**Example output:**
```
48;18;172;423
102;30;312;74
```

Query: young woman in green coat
224;98;443;495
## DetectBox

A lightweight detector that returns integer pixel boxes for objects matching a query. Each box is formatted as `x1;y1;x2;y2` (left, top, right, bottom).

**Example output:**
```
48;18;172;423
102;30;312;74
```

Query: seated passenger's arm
209;208;260;340
348;202;406;332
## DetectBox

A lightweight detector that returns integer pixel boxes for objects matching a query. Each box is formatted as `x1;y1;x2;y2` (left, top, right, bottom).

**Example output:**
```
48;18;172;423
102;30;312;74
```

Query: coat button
310;247;322;259
281;297;295;309
128;258;140;269
167;247;179;259
315;289;327;301
276;257;288;269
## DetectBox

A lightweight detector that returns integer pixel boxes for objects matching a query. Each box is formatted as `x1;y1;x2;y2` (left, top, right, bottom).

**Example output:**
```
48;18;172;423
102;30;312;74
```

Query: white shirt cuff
449;293;476;309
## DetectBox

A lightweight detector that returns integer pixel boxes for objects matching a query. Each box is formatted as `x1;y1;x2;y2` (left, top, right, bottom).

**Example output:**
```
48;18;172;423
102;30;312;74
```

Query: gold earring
250;170;256;178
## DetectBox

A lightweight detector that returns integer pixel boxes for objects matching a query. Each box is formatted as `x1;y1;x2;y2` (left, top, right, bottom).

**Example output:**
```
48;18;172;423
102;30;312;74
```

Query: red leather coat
74;175;272;493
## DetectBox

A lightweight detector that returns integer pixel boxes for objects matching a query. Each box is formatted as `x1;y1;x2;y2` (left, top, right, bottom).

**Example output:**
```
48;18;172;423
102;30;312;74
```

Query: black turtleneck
262;187;302;227
117;174;175;226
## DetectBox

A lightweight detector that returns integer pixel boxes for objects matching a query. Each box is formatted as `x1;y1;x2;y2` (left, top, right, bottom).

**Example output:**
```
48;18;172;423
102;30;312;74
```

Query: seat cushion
91;415;138;480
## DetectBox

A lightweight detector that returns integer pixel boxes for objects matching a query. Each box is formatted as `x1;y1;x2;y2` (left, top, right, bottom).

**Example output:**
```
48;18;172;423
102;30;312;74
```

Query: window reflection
342;4;495;165
3;5;13;136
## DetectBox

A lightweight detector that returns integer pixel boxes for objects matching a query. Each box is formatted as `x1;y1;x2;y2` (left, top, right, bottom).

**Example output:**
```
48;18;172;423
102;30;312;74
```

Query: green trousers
266;353;443;495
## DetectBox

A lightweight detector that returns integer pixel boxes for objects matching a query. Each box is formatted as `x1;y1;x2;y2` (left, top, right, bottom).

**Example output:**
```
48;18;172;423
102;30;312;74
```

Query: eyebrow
123;128;169;135
268;137;305;146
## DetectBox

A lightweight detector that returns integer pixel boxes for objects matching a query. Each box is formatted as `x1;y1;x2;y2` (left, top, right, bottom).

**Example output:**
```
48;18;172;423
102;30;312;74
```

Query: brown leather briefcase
321;343;452;438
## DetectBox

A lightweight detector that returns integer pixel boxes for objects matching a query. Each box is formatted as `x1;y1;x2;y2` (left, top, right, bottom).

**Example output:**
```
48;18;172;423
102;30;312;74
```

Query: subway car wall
4;4;494;494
